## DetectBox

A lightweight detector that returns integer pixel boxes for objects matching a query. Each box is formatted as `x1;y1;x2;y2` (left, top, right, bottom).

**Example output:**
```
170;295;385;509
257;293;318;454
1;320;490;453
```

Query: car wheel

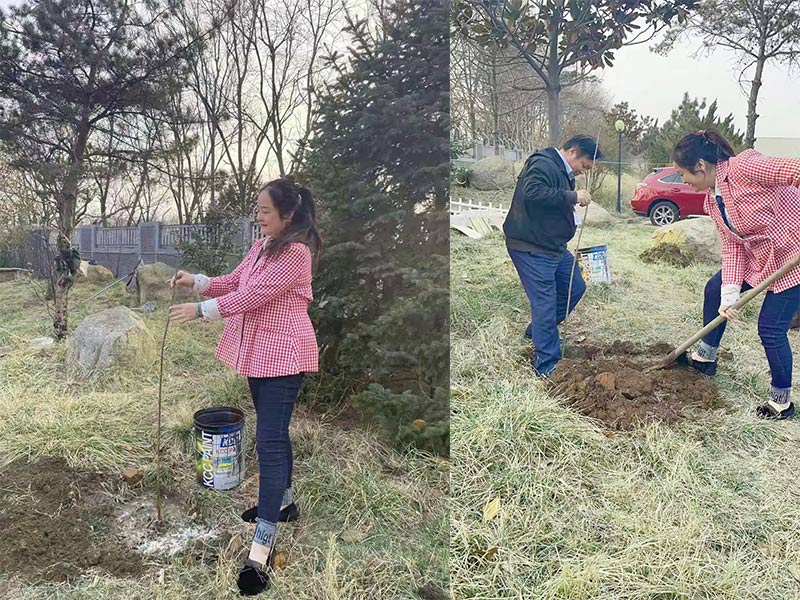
649;201;678;226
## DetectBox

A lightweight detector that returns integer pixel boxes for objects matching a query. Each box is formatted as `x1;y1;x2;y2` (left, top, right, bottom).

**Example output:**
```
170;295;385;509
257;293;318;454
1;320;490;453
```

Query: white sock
248;542;270;566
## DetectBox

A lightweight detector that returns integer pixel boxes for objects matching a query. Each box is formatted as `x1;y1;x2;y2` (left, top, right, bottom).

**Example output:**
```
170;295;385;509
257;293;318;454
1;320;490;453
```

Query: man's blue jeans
508;248;586;375
702;270;800;389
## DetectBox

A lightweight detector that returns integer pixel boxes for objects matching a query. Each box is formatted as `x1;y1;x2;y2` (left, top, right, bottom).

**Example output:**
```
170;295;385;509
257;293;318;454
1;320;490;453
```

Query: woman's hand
719;305;738;320
169;303;200;324
168;270;195;288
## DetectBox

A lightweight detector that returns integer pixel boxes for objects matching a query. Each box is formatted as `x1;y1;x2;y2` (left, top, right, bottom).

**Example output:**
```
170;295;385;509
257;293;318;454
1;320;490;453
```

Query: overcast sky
600;33;800;139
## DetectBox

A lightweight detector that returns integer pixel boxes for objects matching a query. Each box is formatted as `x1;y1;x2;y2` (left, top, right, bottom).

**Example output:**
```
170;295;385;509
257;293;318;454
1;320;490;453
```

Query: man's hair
563;135;603;161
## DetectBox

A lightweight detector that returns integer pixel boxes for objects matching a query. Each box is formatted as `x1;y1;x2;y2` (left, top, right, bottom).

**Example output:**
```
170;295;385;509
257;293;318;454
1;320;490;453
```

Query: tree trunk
53;118;90;340
546;21;562;145
745;50;766;149
490;46;500;155
547;83;560;146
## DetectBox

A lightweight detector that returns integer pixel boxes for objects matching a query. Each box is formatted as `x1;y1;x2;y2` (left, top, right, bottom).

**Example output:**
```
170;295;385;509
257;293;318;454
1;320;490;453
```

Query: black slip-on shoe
237;551;275;596
674;351;717;376
241;502;300;524
756;401;795;420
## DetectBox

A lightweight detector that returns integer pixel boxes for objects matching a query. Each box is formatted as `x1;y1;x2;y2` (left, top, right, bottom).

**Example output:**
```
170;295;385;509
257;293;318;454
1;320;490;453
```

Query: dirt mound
0;456;146;582
640;243;692;268
550;340;724;429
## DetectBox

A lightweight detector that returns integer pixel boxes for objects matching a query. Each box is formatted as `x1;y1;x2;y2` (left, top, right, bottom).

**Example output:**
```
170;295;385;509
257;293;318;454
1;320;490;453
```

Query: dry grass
0;278;448;599
451;213;800;599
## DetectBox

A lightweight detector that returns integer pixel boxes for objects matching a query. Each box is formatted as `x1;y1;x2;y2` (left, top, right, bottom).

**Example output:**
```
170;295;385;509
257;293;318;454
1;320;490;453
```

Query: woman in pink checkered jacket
169;178;320;595
672;130;800;420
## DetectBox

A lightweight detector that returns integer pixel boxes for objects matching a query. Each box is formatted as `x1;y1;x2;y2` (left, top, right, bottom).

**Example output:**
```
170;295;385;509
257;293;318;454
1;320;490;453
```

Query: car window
658;173;682;183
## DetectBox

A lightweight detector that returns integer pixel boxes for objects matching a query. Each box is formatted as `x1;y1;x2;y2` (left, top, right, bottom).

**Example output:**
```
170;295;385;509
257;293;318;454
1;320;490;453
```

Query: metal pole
616;131;622;214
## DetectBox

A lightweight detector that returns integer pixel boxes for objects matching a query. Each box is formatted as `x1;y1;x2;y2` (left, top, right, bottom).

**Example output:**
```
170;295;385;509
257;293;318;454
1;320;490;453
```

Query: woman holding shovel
672;130;800;419
168;178;320;595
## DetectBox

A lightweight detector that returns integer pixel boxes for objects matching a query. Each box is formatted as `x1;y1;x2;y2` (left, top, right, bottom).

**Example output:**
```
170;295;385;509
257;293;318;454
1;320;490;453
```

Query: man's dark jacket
503;147;578;254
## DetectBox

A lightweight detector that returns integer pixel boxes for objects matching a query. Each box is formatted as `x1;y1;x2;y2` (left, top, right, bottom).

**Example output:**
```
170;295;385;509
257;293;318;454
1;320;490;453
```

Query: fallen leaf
340;529;369;543
483;546;499;561
483;497;500;522
412;419;426;431
756;541;770;557
273;551;288;570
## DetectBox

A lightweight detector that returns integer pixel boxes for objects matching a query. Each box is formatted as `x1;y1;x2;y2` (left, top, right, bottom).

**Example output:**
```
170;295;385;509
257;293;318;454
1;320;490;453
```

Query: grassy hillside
0;278;448;599
451;222;800;599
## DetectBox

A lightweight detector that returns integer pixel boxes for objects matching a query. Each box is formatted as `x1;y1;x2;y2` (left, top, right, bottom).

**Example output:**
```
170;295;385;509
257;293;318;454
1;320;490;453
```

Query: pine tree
301;0;449;454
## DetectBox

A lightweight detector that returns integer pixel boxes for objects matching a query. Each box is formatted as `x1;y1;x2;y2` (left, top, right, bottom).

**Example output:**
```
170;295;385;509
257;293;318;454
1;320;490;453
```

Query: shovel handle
661;254;800;365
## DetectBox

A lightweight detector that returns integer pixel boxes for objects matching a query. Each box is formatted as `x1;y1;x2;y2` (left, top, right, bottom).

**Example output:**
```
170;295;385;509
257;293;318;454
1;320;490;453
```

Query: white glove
720;284;741;308
193;273;211;293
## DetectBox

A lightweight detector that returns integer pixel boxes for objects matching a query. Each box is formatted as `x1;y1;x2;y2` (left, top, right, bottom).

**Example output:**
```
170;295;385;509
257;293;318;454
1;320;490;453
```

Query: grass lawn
451;215;800;599
0;277;448;599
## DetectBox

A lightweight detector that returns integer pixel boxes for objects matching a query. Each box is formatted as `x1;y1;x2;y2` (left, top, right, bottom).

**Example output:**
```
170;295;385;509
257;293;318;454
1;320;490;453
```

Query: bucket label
577;246;612;285
195;427;245;491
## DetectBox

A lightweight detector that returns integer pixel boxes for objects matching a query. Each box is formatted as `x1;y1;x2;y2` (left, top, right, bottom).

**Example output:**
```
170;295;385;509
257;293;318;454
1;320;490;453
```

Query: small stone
339;529;369;543
29;337;55;353
122;469;144;486
140;302;157;313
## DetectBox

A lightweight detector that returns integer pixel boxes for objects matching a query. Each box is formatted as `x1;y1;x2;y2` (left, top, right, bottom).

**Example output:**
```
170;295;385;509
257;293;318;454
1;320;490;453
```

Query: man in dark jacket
504;135;602;376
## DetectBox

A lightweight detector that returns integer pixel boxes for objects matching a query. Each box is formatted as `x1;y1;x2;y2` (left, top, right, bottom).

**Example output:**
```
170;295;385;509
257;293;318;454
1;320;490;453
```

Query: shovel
645;253;800;373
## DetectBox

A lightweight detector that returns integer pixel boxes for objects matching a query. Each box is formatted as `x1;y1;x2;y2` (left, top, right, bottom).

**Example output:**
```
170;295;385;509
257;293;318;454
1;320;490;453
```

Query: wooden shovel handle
659;254;800;367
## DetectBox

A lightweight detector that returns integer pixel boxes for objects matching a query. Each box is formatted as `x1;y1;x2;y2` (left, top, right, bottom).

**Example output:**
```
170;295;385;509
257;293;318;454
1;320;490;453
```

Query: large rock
85;264;115;283
0;268;31;283
581;203;615;227
66;306;156;371
136;262;199;304
470;156;519;191
648;217;721;265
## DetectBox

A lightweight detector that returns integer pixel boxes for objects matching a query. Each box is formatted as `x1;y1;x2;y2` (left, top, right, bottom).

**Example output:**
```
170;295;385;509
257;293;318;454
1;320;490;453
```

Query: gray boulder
580;203;615;228
470;156;520;191
85;264;115;283
136;262;199;304
648;217;722;265
66;306;157;371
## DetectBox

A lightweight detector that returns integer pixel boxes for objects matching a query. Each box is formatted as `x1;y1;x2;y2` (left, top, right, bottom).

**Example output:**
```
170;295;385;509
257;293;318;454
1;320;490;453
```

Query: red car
631;166;707;226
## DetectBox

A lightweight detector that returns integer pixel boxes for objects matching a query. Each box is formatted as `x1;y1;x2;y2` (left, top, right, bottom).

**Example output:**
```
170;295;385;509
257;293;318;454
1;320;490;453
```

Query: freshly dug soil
640;243;692;268
549;340;724;430
0;456;145;583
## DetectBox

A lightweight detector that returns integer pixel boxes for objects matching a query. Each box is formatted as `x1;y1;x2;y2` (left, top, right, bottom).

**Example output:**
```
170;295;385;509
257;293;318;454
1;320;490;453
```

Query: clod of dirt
640;243;692;268
0;457;145;583
548;340;724;430
121;468;144;486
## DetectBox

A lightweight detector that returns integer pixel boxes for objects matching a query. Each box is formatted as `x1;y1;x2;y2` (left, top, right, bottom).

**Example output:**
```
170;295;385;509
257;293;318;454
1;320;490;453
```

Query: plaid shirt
707;149;800;294
202;238;318;378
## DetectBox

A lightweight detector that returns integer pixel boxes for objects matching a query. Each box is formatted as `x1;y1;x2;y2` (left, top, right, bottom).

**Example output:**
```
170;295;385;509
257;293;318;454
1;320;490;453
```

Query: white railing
160;224;211;247
95;227;138;247
450;198;508;214
252;222;266;242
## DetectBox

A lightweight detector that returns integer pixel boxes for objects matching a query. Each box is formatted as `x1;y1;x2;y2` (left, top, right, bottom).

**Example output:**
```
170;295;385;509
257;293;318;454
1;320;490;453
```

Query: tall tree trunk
546;21;562;145
53;119;90;340
745;48;766;149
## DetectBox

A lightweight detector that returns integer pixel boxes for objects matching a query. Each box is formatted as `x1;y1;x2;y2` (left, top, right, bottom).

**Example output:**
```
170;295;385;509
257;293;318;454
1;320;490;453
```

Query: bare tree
656;0;800;148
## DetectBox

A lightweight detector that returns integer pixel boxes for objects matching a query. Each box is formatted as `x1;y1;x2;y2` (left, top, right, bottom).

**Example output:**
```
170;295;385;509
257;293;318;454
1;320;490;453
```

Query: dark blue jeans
703;270;800;388
508;248;586;375
247;373;304;522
